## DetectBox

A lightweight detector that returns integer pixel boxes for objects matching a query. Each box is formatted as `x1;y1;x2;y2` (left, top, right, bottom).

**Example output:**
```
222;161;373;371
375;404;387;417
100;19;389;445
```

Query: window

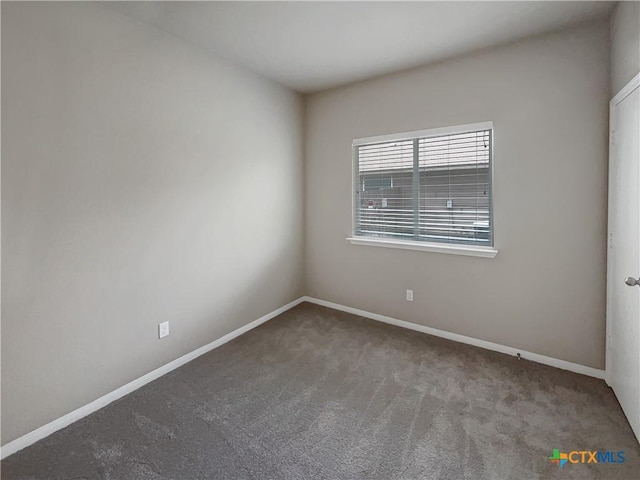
351;122;495;256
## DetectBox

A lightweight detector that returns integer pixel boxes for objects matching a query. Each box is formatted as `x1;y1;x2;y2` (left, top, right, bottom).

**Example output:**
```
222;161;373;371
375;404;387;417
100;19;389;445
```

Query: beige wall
611;1;640;95
1;2;303;444
304;21;610;369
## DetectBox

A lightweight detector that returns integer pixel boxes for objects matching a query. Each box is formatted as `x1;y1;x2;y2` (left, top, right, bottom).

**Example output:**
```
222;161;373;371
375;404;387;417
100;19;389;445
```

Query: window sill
346;237;498;258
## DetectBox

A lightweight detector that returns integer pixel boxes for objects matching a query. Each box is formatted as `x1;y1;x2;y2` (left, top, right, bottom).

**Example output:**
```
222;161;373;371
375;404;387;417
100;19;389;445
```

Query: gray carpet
2;302;639;479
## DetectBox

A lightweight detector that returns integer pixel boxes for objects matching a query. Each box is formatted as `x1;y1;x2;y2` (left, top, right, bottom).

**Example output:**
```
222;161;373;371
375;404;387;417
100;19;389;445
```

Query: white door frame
605;71;640;387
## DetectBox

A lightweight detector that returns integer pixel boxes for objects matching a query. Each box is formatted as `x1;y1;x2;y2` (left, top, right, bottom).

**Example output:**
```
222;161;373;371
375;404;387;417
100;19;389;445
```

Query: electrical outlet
406;289;414;302
158;321;170;339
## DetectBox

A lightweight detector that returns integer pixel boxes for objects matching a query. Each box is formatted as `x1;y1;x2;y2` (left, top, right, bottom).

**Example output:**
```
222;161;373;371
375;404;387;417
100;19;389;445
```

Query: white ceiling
109;1;614;93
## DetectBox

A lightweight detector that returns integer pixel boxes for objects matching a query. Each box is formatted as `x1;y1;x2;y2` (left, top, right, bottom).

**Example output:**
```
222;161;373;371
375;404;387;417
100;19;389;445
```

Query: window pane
418;130;491;244
356;140;415;239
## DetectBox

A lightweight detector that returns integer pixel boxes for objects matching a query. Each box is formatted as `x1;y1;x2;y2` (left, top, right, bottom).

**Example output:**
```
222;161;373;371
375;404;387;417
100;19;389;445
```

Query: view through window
354;124;493;246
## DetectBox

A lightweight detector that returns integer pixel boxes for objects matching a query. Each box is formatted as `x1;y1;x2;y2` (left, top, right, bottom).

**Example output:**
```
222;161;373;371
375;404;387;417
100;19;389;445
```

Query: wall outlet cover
158;321;170;339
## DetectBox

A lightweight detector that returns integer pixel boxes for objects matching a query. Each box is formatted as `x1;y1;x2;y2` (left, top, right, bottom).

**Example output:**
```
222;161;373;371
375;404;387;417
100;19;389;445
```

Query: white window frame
347;121;498;258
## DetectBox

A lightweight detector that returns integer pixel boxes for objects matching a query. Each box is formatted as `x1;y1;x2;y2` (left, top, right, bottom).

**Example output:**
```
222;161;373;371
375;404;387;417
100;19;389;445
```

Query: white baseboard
301;296;605;380
0;297;305;460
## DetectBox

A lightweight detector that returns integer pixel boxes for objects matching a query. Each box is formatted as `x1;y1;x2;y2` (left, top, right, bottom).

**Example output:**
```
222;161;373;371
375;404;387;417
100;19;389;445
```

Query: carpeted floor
2;302;639;479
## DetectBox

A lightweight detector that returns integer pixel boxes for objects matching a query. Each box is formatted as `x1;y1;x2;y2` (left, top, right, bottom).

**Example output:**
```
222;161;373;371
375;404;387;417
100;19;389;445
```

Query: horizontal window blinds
355;128;492;246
